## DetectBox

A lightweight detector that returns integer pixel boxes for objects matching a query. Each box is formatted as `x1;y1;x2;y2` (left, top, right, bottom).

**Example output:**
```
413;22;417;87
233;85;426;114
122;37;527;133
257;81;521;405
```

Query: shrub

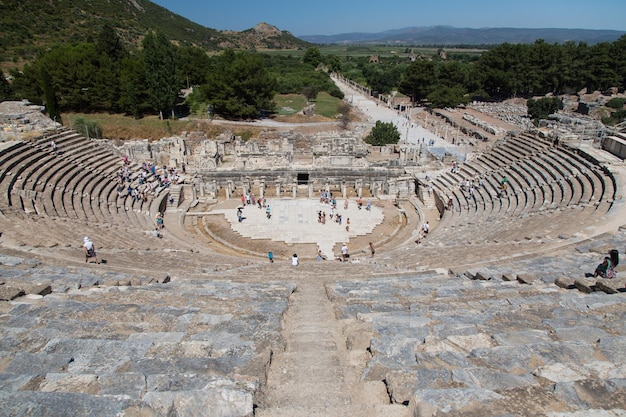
72;117;102;138
364;120;401;146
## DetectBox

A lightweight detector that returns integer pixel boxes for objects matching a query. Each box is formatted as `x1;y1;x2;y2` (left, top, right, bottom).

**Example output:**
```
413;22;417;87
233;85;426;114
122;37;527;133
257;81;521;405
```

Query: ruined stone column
260;180;265;198
341;181;347;199
292;179;297;198
226;180;233;200
356;179;363;198
308;182;313;198
275;181;281;198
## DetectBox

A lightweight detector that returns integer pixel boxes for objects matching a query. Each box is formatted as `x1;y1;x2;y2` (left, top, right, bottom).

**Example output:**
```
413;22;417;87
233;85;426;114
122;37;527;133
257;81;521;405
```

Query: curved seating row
0;129;170;249
429;133;616;247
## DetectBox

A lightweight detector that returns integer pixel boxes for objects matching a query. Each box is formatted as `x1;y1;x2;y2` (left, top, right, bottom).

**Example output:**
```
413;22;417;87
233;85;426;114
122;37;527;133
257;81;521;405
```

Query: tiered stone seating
0;130;181;252
0;253;295;417
429;132;617;252
328;262;626;416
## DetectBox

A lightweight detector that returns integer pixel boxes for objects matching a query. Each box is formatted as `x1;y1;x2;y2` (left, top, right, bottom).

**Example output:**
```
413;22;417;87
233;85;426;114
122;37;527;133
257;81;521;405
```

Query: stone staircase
257;275;410;417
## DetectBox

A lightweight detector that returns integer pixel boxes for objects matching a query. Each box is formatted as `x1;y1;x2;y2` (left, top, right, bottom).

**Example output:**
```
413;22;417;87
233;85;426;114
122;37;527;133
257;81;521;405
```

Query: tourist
369;242;375;257
344;199;349;210
237;206;244;222
341;243;349;262
152;228;163;238
265;204;271;219
423;221;429;234
83;236;98;264
156;212;164;230
317;250;325;261
345;217;350;232
358;196;363;209
50;140;57;152
268;251;274;263
592;249;619;278
366;199;371;211
291;254;299;266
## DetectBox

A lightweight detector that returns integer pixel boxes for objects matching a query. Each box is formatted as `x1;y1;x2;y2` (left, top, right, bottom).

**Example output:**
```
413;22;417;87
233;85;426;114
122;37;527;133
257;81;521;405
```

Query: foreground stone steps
0;254;296;416
327;267;626;416
256;404;411;417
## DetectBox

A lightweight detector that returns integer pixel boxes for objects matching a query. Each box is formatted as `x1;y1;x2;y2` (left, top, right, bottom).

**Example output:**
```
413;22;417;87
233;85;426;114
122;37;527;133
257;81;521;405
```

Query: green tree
202;49;276;120
606;97;625;109
338;101;352;130
364;120;401;146
95;24;126;62
428;86;469;108
0;74;11;101
303;47;322;67
325;54;342;73
176;46;212;87
40;65;61;124
399;60;436;104
527;97;561;124
9;63;42;104
118;54;150;118
142;31;179;119
302;86;319;101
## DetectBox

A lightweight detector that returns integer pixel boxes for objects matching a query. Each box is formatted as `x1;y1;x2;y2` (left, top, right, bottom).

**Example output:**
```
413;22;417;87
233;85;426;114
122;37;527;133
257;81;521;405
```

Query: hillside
0;0;309;65
302;25;626;45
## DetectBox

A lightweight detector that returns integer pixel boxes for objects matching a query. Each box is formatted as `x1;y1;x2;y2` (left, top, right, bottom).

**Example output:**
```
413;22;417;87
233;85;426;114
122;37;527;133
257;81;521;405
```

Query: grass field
61;91;344;141
61;112;226;141
274;92;343;118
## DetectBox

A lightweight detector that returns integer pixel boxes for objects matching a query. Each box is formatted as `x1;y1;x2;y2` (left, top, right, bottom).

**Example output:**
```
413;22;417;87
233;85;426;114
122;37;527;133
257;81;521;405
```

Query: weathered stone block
595;278;625;294
0;286;25;301
502;273;516;281
517;273;538;284
408;388;503;417
555;276;576;289
574;278;596;293
23;283;52;296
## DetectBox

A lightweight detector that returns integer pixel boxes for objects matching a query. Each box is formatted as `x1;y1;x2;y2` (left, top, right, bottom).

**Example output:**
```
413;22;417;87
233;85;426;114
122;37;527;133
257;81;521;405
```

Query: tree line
1;25;343;122
397;37;626;108
2;28;625;123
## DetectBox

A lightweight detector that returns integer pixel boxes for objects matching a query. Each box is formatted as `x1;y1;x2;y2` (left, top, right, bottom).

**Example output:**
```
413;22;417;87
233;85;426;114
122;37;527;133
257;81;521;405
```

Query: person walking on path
369;242;375;257
268;251;274;263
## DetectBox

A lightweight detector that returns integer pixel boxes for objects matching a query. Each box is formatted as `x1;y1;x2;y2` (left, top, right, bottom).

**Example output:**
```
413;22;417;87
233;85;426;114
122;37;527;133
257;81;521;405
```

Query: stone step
256;404;411;417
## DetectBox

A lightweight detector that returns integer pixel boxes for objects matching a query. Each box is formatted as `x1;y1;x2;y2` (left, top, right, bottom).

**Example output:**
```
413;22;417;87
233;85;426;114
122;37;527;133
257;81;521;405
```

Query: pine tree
40;66;61;125
142;31;179;119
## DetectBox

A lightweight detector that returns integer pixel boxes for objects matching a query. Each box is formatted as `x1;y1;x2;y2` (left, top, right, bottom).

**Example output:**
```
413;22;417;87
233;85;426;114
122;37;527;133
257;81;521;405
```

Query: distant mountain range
300;26;626;45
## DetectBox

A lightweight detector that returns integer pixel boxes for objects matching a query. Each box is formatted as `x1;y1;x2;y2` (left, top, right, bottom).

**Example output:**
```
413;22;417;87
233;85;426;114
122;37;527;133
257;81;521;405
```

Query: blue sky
150;0;626;36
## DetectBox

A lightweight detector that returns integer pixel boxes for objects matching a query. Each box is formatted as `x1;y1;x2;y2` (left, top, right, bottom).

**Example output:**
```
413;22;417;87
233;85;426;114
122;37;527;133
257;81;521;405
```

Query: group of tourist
115;158;179;207
241;192;267;209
